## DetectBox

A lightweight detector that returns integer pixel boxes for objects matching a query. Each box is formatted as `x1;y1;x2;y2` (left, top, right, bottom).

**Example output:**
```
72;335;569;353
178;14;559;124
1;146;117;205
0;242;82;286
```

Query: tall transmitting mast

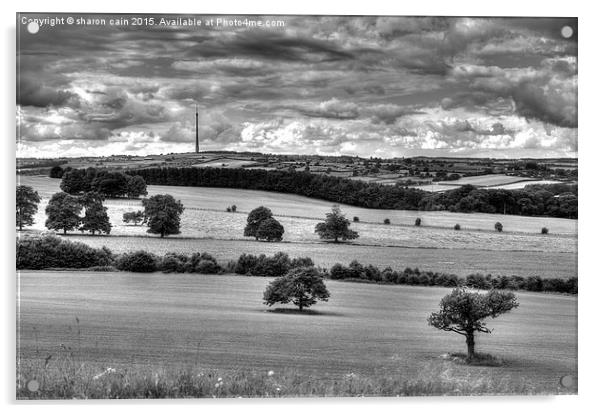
195;104;199;153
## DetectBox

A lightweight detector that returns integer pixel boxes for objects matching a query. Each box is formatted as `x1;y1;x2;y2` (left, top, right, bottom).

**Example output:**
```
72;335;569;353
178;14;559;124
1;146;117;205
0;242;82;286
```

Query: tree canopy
315;205;359;243
244;206;274;240
79;192;111;235
142;194;184;238
263;266;330;311
45;192;82;234
428;288;519;361
16;185;41;230
256;217;285;241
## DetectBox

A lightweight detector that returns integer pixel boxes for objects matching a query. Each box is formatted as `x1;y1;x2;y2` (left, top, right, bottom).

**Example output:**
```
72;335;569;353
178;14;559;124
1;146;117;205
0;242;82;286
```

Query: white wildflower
267;370;274;377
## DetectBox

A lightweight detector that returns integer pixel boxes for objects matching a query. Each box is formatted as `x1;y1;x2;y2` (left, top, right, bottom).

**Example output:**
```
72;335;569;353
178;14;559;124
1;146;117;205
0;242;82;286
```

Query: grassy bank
17;356;568;399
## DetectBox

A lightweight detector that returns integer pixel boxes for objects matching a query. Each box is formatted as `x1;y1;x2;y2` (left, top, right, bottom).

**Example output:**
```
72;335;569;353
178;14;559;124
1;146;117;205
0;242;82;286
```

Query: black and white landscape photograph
15;12;578;399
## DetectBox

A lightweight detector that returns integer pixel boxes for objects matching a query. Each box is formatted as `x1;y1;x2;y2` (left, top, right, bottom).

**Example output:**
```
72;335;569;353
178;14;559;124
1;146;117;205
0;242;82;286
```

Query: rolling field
59;235;576;279
17;271;577;394
437;174;536;187
17;174;578;278
19;175;577;235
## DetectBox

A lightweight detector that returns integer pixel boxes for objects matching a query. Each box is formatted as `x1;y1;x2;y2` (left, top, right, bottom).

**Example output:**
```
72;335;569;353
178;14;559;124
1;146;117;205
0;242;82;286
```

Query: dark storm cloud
17;14;577;157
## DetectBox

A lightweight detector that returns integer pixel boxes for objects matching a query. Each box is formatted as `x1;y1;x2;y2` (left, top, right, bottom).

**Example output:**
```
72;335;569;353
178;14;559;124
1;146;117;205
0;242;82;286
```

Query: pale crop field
18;175;577;278
59;235;576;279
19;175;577;237
436;174;535;187
17;271;577;393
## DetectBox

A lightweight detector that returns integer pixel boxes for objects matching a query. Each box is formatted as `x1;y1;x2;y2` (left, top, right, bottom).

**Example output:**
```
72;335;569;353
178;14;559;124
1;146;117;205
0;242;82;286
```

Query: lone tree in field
142;194;184;238
494;222;503;232
263;266;330;311
45;192;82;234
428;288;519;362
79;192;111;235
244;206;274;240
315;205;359;243
16;185;41;230
123;210;145;226
256;217;285;241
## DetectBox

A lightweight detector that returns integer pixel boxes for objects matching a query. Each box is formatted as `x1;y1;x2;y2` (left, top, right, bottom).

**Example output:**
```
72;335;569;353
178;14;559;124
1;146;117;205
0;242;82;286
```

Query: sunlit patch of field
17;271;577;397
51;235;576;279
19;175;578;237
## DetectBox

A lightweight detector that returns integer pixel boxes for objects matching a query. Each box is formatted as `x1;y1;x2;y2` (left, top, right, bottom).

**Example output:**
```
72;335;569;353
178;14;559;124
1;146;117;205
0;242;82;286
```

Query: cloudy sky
17;14;577;159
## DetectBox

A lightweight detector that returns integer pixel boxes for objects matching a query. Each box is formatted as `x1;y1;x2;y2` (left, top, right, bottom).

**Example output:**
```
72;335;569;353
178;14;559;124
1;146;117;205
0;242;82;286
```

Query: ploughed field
17;271;577;393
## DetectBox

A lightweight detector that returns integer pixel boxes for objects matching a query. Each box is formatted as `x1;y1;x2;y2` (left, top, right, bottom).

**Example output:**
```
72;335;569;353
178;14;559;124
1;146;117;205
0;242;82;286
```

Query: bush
159;252;222;274
494;222;503;232
454;224;461;230
541;227;549;234
353;216;359;222
234;252;314;277
415;218;422;226
115;251;158;272
384;218;391;225
326;260;575;294
16;235;113;269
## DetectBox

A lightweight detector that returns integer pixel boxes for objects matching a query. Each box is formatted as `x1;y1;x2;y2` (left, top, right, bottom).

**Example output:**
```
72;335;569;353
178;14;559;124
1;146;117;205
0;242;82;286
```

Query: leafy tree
384;218;391;225
315;205;359;243
454;223;461;230
231;205;237;212
123;210;145;226
126;175;148;198
494;222;503;232
91;171;129;198
60;169;93;194
541;227;549;234
49;165;64;178
16;185;41;230
244;206;273;240
142;194;184;238
45;192;82;234
256;217;284;241
415;218;422;226
428;288;519;361
79;193;111;235
263;266;330;311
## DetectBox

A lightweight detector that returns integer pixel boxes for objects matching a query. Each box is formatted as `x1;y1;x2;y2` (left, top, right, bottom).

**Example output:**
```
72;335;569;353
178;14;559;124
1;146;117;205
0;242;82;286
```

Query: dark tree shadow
260;308;345;317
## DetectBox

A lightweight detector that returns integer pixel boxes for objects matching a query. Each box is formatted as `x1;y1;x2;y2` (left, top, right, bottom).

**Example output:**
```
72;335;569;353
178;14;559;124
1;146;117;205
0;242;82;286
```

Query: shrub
454;224;461;230
415;218;422;226
16;235;113;269
159;252;222;274
353;216;359;222
383;218;391;225
233;252;312;277
494;222;503;232
115;251;158;272
541;227;549;234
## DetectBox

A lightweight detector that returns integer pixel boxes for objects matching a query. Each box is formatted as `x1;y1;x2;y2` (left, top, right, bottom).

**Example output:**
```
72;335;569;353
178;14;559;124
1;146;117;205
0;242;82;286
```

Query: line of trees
60;168;147;198
125;167;577;219
42;191;184;237
45;191;111;235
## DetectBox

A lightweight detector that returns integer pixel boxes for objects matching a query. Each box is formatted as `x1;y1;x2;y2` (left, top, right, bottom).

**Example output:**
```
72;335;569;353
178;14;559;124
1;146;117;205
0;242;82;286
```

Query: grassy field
437;174;536;187
17;271;577;397
55;235;576;279
17;174;577;278
19;175;577;235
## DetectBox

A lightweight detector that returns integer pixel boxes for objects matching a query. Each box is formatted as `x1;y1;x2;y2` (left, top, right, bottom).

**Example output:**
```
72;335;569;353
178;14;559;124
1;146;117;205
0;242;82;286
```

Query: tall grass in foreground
17;352;573;399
